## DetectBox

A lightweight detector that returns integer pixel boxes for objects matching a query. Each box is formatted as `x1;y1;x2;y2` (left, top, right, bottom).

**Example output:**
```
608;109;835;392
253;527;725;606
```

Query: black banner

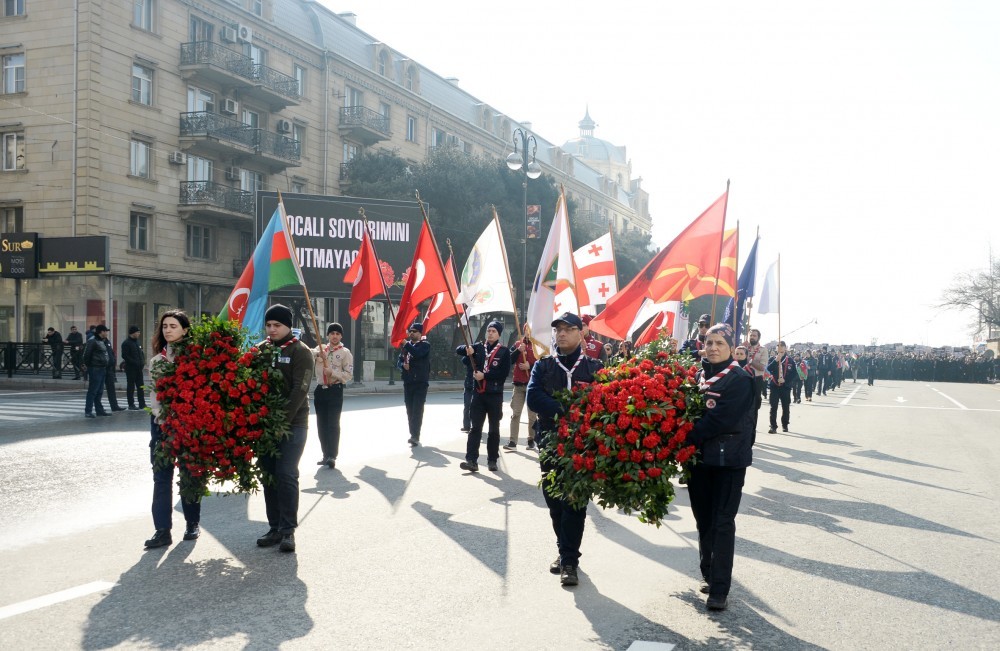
259;192;426;299
37;236;110;274
0;232;39;278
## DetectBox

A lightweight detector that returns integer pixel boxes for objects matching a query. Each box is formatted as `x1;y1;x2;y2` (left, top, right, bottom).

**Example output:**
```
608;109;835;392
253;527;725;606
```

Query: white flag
757;258;780;314
574;231;617;315
526;192;578;355
456;217;516;317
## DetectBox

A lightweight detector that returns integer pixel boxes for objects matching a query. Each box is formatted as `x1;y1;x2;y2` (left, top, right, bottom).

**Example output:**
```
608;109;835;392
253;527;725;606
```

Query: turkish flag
421;253;464;337
389;221;451;346
344;229;385;319
633;309;676;348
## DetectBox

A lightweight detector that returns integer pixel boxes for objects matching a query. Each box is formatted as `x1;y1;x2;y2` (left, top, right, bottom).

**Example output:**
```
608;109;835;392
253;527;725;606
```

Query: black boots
144;529;172;549
183;523;200;540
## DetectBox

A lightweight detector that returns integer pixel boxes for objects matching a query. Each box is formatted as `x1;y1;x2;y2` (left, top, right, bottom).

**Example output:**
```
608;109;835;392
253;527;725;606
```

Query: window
133;0;154;32
241;108;259;128
239;231;254;260
240;168;264;194
250;0;262;17
129;212;150;251
343;142;359;162
189;16;213;42
2;53;25;94
344;86;362;108
291;180;305;194
131;63;153;105
186;224;212;259
377;50;388;77
432;128;446;148
186;155;212;181
293;64;305;95
130;139;150;178
292;123;304;148
246;44;265;68
404;65;415;91
380;102;390;120
3;0;25;17
2;131;24;170
406;116;416;142
1;206;23;231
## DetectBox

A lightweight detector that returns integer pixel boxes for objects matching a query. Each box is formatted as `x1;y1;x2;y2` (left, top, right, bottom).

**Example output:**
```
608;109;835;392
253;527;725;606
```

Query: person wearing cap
313;323;353;469
686;322;754;612
255;304;314;553
580;315;604;361
681;314;712;357
458;320;511;472
121;325;147;410
67;325;84;380
44;327;65;379
765;341;794;433
397;321;431;446
504;324;537;451
81;325;112;417
526;312;603;587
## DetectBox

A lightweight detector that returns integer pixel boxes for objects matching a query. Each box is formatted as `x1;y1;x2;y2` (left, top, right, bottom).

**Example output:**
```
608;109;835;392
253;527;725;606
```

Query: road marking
839;386;862;406
627;643;676;651
0;581;115;621
895;396;907;403
930;387;969;410
0;414;36;421
846;404;1000;412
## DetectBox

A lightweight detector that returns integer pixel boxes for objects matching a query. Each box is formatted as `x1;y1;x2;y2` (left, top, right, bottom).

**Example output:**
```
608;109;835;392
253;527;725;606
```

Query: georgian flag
574;231;617;315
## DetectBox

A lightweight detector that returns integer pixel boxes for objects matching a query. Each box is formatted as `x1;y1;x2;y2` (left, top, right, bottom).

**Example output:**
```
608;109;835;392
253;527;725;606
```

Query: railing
180;41;300;102
180;181;255;215
1;342;75;378
339;106;391;137
179;112;301;163
340;162;350;180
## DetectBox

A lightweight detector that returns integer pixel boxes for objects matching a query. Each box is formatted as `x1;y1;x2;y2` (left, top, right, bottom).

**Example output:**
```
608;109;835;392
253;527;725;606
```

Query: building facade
0;0;651;345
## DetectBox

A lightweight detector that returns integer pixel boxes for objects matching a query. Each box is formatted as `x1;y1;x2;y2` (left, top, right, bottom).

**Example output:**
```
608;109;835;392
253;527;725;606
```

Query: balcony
339;162;351;181
339;106;390;145
179;111;300;170
178;181;255;224
179;41;300;109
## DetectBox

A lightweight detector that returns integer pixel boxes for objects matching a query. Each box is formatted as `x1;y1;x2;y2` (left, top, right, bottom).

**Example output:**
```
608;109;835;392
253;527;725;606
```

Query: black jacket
121;337;146;369
261;334;314;428
397;338;431;384
526;346;603;449
456;341;511;394
687;359;754;468
82;337;110;369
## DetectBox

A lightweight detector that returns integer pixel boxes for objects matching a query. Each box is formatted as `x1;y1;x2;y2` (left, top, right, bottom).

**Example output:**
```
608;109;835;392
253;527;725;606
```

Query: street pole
506;127;541;322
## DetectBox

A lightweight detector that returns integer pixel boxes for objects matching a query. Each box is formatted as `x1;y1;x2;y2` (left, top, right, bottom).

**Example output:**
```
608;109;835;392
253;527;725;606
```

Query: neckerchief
777;354;785;384
555;346;585;390
476;341;502;393
746;343;761;376
268;335;299;367
699;359;740;392
322;343;343;385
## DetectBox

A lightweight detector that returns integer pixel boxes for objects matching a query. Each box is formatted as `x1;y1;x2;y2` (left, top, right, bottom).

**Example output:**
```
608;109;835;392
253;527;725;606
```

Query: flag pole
777;252;782;342
276;190;321;340
415;190;472;348
492;205;522;338
709;179;731;322
732;220;740;332
357;207;397;324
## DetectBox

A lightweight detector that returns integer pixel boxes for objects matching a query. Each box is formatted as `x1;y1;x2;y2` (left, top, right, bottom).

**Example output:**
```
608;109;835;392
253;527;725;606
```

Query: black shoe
112;407;127;412
767;427;777;434
317;458;328;466
256;528;282;547
279;533;296;552
144;529;172;549
700;580;710;594
560;565;579;586
459;461;479;473
782;427;789;433
128;405;141;411
73;376;81;380
97;412;112;417
502;441;517;450
526;440;536;450
183;523;200;541
706;595;728;611
460;427;470;432
407;437;420;447
85;413;96;419
488;461;499;472
550;558;562;575
327;459;336;469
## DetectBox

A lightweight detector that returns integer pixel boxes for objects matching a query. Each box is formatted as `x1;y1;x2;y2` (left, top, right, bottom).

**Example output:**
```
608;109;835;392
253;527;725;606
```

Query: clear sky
319;1;1000;348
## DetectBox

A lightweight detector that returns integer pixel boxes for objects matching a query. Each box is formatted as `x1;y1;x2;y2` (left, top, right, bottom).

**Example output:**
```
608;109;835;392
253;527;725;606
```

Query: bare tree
939;257;1000;338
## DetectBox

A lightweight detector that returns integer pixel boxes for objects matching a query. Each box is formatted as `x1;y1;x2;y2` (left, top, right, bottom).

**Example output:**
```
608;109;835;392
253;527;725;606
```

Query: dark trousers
70;350;83;379
403;382;429;440
750;376;764;434
817;371;830;395
543;483;587;568
104;373;121;410
258;424;307;533
50;348;63;378
688;464;746;598
868;372;874;386
150;419;201;530
85;368;107;415
462;386;473;429
804;376;815;399
125;365;146;408
791;377;802;403
315;385;344;460
769;384;791;429
466;391;502;464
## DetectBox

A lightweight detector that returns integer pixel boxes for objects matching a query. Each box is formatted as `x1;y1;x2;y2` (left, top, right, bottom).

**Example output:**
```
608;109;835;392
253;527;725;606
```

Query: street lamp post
506;128;542;321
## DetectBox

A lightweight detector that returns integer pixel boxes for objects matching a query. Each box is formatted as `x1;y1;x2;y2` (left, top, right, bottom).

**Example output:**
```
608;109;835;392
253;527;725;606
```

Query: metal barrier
1;342;74;378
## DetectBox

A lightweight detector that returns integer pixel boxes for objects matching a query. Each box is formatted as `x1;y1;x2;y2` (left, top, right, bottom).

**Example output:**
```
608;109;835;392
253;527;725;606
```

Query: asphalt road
1;380;998;650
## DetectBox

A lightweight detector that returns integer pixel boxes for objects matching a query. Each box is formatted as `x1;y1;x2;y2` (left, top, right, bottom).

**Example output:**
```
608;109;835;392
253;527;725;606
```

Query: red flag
422;254;463;336
590;191;728;340
633;309;676;348
344;229;385;319
389;221;451;346
679;227;738;299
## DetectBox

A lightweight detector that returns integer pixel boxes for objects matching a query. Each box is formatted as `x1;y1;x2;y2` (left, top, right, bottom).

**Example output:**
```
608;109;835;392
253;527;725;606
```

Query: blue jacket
687;359;754;468
456;341;511;394
397;338;431;383
526;346;603;449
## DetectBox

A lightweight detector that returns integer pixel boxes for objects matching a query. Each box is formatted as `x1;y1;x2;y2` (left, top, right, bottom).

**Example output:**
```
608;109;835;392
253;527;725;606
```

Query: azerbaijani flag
221;201;305;332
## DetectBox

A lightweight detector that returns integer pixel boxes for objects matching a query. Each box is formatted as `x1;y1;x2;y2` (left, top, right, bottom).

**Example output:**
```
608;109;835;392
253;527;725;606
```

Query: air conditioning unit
276;119;292;133
220;26;237;43
221;98;238;115
237;24;253;43
225;166;242;181
167;151;187;165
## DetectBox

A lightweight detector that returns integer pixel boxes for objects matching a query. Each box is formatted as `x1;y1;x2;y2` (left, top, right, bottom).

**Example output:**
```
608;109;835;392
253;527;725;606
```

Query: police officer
458;320;511;472
527;312;603;587
121;325;147;410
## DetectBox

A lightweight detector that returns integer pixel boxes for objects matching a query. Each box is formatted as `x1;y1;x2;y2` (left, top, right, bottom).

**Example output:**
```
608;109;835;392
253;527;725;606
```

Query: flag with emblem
525;190;578;355
344;227;386;319
422;253;464;336
455;211;517;317
389;220;451;346
574;229;618;315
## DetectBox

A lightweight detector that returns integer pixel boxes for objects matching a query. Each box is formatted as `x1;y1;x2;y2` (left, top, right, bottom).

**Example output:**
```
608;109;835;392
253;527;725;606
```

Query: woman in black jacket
685;323;754;612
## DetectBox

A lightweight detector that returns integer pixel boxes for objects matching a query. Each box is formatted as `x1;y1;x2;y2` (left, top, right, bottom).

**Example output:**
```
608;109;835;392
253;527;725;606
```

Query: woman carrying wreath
685;323;754;611
144;309;202;549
